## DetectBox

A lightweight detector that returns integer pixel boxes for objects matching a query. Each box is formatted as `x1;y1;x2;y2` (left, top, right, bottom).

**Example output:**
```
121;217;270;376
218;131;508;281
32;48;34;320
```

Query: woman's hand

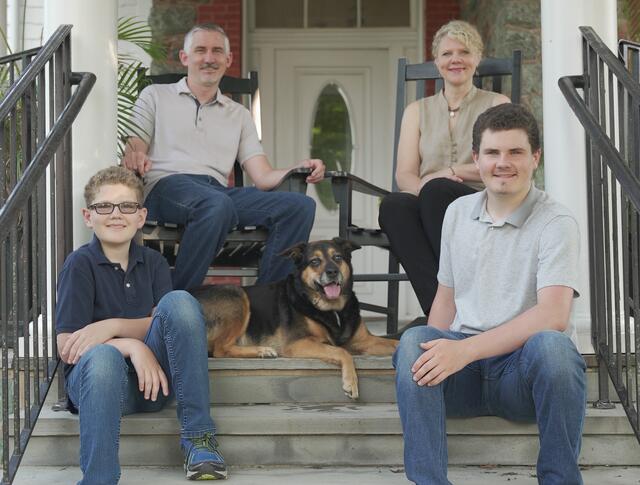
419;167;464;191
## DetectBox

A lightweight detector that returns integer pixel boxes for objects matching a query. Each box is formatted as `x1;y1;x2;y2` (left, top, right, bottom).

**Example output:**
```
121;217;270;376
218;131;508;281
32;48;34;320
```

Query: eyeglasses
88;202;141;215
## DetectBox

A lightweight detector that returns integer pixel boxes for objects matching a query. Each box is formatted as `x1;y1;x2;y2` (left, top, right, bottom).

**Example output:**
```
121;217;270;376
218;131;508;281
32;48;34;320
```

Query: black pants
378;177;476;315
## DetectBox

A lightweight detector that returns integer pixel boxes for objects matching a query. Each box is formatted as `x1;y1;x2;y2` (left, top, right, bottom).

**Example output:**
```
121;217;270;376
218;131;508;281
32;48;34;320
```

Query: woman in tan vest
379;20;509;320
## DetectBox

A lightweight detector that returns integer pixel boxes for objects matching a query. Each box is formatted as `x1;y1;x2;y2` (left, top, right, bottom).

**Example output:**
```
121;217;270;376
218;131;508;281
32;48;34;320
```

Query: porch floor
13;465;640;484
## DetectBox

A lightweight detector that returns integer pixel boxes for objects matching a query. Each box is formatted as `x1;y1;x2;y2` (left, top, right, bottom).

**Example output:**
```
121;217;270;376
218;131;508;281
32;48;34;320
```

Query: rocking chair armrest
327;170;390;200
272;167;311;193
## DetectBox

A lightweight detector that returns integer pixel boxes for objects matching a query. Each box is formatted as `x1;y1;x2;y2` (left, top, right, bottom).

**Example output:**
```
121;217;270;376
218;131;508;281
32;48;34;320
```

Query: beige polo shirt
130;77;265;198
438;185;581;342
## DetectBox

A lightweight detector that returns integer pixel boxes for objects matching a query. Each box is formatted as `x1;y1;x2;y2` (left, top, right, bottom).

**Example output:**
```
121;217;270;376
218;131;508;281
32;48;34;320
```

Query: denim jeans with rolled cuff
66;290;215;485
393;326;587;485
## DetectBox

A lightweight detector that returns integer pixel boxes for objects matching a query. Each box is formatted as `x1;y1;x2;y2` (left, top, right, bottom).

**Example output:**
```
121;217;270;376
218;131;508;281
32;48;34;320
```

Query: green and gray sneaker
181;433;227;480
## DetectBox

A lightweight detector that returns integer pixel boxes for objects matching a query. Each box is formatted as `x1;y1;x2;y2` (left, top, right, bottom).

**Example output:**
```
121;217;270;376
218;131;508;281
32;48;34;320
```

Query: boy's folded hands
60;320;169;402
61;321;117;364
127;340;170;401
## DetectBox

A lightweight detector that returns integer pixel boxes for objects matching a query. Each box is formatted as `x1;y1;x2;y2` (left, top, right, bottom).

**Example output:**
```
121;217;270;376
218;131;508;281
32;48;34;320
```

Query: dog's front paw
343;375;359;400
258;346;278;358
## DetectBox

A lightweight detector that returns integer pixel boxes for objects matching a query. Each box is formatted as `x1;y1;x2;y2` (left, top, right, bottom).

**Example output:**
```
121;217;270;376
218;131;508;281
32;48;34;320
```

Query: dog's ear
280;242;307;265
332;237;361;255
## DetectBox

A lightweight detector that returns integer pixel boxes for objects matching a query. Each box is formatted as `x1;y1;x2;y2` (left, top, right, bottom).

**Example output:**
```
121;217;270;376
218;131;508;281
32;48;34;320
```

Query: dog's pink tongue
323;283;341;299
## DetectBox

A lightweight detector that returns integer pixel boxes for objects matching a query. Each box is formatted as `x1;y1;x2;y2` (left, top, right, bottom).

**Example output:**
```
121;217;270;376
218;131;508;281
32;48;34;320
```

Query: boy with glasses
56;166;226;483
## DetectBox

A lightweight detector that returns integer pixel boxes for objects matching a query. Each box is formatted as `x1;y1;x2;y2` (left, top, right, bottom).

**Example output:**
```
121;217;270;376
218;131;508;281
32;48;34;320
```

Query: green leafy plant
117;17;166;157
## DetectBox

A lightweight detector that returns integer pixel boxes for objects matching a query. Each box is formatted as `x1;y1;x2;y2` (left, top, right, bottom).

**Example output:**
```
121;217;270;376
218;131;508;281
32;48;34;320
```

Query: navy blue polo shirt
55;236;172;375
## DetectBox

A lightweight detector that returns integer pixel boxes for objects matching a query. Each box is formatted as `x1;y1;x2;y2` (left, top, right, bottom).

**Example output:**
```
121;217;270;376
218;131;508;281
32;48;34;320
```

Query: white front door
248;27;423;320
273;48;391;307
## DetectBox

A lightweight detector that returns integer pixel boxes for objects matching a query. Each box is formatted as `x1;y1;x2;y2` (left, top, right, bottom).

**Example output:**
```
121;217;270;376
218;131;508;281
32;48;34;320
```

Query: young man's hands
411;338;472;387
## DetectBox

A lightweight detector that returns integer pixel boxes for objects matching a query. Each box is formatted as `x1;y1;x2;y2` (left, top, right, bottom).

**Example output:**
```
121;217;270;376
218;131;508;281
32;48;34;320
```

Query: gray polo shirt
130;77;265;198
438;185;580;341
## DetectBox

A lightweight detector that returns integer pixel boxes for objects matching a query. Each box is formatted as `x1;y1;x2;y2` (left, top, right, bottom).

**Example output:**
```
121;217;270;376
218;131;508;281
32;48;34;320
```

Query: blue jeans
65;291;214;485
393;326;587;485
144;174;316;289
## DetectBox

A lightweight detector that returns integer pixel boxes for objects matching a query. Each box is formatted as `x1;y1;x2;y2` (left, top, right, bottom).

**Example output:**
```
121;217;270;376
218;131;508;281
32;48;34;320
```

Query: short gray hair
183;24;230;54
431;20;483;59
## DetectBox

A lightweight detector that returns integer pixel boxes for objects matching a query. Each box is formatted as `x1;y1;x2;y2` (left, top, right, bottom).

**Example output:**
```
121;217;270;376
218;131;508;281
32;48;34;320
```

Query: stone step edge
208;356;393;371
12;465;640;484
26;403;635;437
207;354;604;371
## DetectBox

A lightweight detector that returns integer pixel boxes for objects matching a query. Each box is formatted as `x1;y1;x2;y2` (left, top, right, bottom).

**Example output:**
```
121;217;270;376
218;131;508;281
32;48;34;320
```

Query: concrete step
21;402;640;467
13;465;640;485
206;355;621;404
208;356;396;404
42;355;627;406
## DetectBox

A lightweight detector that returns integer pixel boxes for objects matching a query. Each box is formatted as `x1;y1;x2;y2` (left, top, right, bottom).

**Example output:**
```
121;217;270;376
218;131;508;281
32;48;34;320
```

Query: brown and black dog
189;238;398;399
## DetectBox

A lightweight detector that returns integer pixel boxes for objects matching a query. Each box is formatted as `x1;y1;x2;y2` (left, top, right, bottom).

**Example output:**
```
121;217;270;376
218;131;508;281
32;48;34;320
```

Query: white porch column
0;0;8;56
7;0;23;52
44;0;118;247
541;0;617;351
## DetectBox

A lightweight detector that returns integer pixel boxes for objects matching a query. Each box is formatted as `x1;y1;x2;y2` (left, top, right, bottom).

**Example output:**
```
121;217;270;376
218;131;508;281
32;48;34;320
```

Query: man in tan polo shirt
123;23;324;290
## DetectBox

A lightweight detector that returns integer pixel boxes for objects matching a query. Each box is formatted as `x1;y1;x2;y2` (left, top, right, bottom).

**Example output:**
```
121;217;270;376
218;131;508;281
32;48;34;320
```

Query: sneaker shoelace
189;432;219;454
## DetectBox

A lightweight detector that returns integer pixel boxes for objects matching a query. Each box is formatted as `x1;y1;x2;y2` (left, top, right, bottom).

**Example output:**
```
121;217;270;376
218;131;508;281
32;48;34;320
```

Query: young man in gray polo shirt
394;104;586;485
123;24;325;290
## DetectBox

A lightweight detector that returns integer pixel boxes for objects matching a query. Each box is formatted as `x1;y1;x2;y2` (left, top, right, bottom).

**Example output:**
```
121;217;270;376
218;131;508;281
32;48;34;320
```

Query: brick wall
150;0;242;76
196;0;242;77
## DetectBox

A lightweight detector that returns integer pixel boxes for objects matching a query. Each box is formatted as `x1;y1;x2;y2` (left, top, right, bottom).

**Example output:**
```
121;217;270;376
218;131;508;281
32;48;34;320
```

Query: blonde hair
431;20;483;59
84;166;144;206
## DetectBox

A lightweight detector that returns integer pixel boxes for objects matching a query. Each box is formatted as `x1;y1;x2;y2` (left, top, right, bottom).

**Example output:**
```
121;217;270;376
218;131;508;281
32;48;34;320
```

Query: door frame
242;0;425;321
242;0;424;73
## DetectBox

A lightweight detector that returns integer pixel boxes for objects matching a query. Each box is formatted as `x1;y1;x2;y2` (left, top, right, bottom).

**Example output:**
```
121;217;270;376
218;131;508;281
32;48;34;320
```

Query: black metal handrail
0;48;40;65
619;39;640;82
0;25;95;484
0;73;94;239
559;25;640;444
0;48;40;92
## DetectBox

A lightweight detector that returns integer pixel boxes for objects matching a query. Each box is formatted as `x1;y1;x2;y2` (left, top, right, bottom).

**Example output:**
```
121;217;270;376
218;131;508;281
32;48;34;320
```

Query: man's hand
128;341;170;401
411;338;471;386
122;150;152;176
299;158;325;184
61;322;116;365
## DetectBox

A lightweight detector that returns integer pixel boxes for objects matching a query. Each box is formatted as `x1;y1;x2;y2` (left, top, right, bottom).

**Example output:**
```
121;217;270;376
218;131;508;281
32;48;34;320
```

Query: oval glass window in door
310;84;353;211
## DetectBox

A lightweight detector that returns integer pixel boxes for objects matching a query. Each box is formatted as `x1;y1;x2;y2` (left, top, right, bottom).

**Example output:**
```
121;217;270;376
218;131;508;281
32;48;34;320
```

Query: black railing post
52;32;66;409
560;27;640;441
0;25;95;484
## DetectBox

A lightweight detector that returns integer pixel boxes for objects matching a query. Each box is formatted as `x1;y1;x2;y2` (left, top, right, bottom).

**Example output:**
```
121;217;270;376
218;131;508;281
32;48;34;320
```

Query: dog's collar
287;276;358;346
333;311;341;328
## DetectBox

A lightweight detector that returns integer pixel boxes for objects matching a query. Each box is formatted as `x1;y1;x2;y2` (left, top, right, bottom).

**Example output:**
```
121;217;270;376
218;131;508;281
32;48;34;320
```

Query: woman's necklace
447;106;460;118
